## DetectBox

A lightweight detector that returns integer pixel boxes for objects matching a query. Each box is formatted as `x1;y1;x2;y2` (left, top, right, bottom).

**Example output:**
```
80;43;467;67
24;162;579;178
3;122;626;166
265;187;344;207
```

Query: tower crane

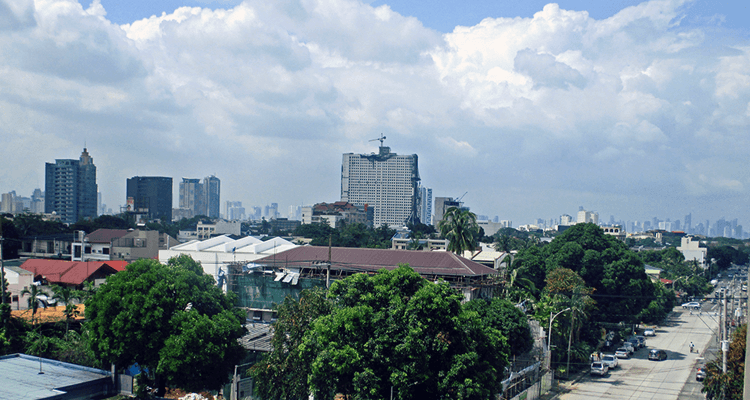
369;133;386;147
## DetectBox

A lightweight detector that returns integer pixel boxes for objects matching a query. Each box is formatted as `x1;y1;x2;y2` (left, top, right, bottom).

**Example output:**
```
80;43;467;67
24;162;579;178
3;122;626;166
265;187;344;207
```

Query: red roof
660;278;673;284
254;246;498;277
19;259;123;286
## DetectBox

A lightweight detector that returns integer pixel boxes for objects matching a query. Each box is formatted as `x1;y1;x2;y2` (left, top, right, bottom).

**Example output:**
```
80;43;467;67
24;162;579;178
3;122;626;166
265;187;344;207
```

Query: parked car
629;335;646;348
622;341;635;354
590;362;609;376
682;302;701;309
643;328;655;336
648;349;668;361
601;354;618;370
696;366;707;381
615;348;630;359
628;338;641;351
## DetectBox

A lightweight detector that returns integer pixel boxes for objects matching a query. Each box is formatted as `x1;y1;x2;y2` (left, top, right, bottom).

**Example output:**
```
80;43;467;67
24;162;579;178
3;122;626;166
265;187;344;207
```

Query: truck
711;279;719;286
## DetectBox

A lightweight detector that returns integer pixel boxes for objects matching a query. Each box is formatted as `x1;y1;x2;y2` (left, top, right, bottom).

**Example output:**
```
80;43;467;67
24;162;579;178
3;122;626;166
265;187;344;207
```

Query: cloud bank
1;0;748;225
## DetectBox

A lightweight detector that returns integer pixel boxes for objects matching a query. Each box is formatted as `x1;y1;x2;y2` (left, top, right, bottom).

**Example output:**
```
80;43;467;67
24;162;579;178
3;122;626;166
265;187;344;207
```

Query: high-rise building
226;201;245;221
126;176;172;221
203;175;220;218
433;197;461;228
576;208;599;225
418;187;432;226
44;148;97;224
341;144;420;227
179;178;204;217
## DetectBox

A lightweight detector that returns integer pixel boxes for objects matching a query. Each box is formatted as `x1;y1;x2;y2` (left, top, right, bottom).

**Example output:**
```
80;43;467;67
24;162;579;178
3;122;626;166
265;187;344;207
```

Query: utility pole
326;235;331;289
0;221;5;306
722;289;727;374
744;284;750;399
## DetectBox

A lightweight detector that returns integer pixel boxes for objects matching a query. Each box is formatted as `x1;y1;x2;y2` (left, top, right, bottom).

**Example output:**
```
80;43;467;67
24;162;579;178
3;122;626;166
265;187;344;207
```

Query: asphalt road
556;306;719;400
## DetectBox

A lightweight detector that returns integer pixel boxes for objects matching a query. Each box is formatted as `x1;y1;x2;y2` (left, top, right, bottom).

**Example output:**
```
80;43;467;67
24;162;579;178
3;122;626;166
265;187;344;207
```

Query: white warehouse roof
159;235;297;289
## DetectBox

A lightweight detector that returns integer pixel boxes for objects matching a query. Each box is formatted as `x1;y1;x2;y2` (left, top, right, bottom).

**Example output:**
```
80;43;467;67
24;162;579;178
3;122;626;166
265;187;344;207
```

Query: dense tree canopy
512;223;662;325
85;255;246;395
293;222;396;249
255;266;514;400
708;245;749;271
252;288;332;400
703;323;746;399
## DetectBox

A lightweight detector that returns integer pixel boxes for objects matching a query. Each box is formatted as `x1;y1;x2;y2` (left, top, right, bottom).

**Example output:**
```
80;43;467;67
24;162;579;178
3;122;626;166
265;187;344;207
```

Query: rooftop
253;246;498;278
19;259;126;286
0;353;111;400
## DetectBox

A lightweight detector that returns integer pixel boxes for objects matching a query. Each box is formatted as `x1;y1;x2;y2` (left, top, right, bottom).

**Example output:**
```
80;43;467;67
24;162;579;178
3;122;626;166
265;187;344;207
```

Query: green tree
463;297;533;357
299;266;509;400
251;288;332;400
49;285;81;333
20;285;47;325
1;216;21;259
702;323;746;399
438;207;479;255
85;255;246;396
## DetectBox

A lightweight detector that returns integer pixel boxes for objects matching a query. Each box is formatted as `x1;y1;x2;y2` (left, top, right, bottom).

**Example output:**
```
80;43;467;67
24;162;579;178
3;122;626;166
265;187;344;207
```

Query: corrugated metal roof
254;246;498;277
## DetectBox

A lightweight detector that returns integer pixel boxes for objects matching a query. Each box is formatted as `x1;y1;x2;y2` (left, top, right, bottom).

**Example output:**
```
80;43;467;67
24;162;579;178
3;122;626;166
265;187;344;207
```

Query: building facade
418;187;432;225
126;176;172;221
341;145;420;227
204;175;221;218
178;178;203;218
433;197;462;228
44;148;97;224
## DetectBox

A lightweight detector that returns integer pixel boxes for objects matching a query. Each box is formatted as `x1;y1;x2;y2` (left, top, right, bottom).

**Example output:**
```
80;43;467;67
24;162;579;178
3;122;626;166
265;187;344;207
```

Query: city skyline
1;0;749;229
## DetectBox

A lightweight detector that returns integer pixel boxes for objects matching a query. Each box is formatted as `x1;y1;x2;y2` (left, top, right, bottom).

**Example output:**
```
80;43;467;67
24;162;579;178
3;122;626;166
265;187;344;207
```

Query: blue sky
3;0;750;229
98;0;749;34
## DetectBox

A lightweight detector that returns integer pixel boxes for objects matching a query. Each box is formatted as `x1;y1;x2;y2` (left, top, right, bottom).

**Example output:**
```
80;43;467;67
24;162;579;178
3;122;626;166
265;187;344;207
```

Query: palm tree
50;285;81;333
20;285;47;325
438;207;479;255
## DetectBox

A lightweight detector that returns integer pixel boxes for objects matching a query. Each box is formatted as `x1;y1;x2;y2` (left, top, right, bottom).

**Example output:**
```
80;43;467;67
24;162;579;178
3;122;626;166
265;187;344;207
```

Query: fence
501;364;554;400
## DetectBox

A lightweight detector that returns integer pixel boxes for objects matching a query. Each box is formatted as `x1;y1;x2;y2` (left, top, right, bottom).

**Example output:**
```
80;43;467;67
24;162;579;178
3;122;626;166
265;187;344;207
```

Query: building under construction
227;245;501;321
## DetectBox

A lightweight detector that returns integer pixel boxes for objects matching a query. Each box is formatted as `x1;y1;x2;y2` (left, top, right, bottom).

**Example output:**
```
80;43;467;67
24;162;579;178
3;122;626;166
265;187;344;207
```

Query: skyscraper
418;187;432;225
203;175;220;218
126;176;173;221
179;178;204;217
44;148;97;224
341;143;420;227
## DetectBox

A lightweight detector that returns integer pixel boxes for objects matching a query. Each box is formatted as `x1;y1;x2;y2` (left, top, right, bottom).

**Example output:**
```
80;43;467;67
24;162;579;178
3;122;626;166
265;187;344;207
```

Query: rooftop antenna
369;133;386;148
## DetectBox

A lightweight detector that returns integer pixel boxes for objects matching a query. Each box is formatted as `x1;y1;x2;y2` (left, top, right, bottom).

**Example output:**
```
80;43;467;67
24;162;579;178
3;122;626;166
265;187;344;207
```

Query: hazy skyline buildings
44;148;97;225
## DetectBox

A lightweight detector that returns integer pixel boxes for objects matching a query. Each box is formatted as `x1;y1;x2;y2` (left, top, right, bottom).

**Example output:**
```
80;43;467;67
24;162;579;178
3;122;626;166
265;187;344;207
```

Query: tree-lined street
557;306;719;399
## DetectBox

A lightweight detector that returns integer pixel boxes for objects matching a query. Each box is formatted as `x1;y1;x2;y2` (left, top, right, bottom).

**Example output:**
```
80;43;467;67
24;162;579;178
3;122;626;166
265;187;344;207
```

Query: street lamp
547;307;571;370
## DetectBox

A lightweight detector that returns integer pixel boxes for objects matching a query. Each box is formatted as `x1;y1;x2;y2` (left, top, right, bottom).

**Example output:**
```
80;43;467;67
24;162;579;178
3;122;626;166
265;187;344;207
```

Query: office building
418;187;432;225
126;176;172;221
44;148;98;224
179;178;204;217
341;144;420;227
433;197;462;228
226;201;246;221
204;175;220;218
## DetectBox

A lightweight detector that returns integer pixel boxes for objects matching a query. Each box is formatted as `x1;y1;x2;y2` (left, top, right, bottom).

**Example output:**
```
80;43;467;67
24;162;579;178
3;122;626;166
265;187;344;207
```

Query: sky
1;0;750;228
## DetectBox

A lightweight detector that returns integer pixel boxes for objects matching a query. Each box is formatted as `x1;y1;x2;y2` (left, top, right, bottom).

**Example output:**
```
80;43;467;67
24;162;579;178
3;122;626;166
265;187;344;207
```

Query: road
556;306;719;400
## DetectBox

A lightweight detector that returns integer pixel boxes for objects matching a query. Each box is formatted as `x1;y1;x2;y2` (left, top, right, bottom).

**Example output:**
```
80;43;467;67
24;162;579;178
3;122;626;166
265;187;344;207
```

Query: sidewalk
537;370;589;400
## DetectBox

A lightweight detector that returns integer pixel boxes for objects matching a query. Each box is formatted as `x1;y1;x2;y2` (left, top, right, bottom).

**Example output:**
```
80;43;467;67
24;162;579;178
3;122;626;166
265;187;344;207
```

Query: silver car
591;362;609;376
615;348;630;359
601;354;618;369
